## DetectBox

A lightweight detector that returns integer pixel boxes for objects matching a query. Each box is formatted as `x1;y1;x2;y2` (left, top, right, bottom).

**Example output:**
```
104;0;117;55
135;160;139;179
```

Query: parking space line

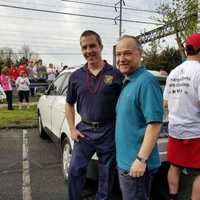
22;129;32;200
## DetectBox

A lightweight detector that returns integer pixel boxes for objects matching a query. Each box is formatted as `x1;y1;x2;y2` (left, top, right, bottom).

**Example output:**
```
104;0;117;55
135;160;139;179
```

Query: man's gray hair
118;35;143;52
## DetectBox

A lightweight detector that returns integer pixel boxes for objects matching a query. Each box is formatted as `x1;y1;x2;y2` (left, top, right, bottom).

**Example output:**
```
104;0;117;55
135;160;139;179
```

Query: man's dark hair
185;45;200;56
80;30;103;48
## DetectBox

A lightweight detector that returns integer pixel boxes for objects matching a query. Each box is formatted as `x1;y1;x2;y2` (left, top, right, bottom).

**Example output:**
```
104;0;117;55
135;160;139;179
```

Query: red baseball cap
185;33;200;49
20;70;26;75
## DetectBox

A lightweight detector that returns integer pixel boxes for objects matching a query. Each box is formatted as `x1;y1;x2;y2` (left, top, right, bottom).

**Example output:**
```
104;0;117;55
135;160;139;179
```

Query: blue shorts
118;168;157;200
182;167;200;176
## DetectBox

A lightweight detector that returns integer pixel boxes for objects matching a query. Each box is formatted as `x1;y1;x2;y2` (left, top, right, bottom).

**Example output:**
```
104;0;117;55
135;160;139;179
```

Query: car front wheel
62;138;72;182
38;113;47;138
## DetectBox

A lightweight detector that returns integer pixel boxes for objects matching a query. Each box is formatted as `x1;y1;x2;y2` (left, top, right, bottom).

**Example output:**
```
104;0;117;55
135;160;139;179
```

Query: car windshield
60;72;71;95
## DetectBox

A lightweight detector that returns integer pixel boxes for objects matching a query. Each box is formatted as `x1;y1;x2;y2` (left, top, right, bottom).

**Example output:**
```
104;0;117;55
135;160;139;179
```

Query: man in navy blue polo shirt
65;30;123;200
115;35;163;200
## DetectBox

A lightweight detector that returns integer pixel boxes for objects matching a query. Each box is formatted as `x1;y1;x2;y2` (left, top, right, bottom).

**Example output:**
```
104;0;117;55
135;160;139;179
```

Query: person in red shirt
9;64;19;81
18;60;28;76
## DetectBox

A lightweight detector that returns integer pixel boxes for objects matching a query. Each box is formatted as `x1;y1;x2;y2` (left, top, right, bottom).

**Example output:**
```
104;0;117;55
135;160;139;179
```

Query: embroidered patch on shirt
104;75;113;85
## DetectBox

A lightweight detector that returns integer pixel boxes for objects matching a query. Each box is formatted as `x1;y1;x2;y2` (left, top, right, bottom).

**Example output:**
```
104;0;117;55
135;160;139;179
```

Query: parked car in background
37;68;169;198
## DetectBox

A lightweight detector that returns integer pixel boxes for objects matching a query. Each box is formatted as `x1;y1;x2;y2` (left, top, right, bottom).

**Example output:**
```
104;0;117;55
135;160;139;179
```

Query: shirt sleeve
195;73;200;102
15;77;19;85
139;78;163;124
26;78;30;85
66;73;77;104
198;85;200;102
163;76;170;101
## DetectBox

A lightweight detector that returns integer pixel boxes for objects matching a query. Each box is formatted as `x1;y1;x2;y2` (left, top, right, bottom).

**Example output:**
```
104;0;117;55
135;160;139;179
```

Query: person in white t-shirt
47;63;56;85
15;71;30;109
163;33;200;200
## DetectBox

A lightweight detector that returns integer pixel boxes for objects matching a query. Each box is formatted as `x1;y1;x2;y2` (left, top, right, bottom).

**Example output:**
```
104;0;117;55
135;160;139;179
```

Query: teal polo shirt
115;66;163;171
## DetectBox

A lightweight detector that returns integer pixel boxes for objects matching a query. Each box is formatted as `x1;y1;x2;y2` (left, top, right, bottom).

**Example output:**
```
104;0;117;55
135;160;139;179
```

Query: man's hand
70;128;85;142
129;159;146;177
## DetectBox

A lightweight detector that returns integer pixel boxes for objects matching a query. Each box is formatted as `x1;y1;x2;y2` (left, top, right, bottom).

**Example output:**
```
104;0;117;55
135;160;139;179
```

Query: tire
38;113;47;139
62;137;72;182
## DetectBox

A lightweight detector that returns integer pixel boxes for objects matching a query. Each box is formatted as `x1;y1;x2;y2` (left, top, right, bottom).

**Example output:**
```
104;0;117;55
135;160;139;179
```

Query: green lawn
0;105;38;128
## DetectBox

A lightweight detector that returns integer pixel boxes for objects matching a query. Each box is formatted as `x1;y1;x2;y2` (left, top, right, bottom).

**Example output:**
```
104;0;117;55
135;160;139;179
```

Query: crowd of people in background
0;30;199;200
0;58;61;110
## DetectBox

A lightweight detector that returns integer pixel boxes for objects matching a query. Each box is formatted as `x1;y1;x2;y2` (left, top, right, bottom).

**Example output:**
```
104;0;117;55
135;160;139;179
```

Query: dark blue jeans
68;122;116;200
5;90;13;110
118;168;157;200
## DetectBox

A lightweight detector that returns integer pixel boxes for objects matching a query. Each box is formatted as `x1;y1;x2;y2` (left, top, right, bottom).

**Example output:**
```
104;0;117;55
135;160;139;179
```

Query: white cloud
0;0;176;67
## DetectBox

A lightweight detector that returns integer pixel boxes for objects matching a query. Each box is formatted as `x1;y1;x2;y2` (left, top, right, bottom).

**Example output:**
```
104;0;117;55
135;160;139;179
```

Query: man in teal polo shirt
115;35;163;200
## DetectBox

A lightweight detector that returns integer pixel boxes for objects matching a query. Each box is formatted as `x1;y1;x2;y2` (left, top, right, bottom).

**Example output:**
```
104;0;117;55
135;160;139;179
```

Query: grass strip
0;105;38;128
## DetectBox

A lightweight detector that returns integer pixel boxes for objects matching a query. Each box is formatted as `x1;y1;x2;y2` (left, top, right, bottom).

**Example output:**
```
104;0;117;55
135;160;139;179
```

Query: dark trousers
118;168;157;200
30;87;35;96
29;79;36;96
68;123;116;200
18;90;29;103
5;90;13;110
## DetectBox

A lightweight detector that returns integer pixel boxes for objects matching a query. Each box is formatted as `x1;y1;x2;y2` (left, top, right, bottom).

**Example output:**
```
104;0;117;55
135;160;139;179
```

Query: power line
0;29;118;44
0;0;157;23
0;39;115;49
0;0;118;15
0;4;163;25
0;0;156;19
0;52;80;55
0;14;119;26
0;37;115;46
2;0;157;14
62;0;158;13
0;51;112;55
0;13;156;28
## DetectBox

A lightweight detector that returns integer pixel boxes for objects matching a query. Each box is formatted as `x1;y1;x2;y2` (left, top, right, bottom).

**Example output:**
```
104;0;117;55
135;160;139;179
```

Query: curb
0;124;37;129
0;102;37;108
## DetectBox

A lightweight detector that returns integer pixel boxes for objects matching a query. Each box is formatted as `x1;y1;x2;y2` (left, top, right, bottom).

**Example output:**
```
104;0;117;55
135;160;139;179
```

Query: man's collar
127;65;145;80
83;60;112;72
122;65;145;85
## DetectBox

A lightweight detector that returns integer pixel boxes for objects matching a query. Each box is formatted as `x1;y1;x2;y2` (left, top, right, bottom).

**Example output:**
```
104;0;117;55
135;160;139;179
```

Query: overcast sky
0;0;172;67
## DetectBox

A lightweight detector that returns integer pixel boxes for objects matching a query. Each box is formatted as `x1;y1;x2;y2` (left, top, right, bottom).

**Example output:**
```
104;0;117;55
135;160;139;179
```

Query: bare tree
20;44;34;60
0;47;17;66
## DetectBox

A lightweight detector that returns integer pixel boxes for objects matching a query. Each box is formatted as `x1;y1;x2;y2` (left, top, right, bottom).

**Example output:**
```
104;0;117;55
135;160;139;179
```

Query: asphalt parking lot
0;128;195;200
0;128;122;200
0;128;68;200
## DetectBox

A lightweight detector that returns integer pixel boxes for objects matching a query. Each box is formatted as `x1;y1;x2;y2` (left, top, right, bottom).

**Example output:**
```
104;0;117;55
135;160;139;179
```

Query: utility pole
114;0;125;38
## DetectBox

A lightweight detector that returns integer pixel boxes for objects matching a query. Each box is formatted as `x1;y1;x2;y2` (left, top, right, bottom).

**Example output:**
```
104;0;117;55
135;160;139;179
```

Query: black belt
82;119;109;128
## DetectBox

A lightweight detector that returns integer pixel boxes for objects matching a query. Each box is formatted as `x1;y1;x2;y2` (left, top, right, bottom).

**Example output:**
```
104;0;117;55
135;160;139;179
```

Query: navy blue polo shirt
66;62;124;122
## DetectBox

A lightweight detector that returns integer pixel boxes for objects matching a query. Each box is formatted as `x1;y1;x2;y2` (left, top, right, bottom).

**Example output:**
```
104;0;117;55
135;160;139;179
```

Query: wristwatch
136;155;147;164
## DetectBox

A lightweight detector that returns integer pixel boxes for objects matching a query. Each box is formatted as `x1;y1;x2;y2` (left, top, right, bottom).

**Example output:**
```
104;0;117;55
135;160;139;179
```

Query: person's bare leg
19;102;22;110
22;102;26;109
168;165;181;199
191;175;200;200
25;102;29;109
